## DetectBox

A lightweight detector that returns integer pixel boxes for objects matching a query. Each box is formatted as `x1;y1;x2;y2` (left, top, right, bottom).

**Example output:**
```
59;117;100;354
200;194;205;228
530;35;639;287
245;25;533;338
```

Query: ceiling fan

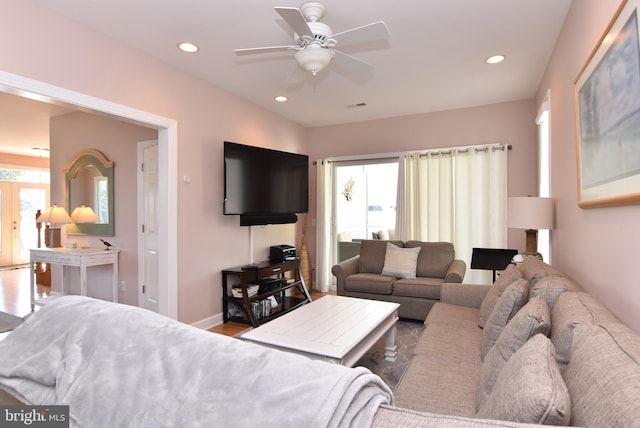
234;1;390;77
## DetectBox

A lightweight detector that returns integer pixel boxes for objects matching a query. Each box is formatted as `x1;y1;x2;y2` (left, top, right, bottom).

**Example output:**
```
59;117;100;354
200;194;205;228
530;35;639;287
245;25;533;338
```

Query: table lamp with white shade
507;196;554;260
70;205;100;224
36;204;73;248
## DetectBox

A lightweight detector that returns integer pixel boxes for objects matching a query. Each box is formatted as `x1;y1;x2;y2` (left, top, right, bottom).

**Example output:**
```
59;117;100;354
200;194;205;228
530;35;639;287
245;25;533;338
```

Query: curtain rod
313;143;512;165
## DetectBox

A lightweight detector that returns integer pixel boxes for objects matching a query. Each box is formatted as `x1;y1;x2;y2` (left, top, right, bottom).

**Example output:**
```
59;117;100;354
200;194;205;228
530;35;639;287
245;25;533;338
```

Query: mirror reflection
65;149;114;236
69;165;108;224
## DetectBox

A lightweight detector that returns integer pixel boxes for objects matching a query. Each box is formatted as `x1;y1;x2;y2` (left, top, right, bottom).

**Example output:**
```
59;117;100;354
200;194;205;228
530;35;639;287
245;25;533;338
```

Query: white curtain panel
397;144;508;284
315;160;333;292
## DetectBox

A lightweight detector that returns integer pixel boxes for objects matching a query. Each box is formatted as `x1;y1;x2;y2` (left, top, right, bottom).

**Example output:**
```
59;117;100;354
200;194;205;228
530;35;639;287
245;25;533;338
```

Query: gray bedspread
0;296;392;427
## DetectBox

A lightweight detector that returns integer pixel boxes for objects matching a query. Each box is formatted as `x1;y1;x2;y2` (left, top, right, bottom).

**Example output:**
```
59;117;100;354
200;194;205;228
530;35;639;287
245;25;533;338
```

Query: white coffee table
240;295;400;367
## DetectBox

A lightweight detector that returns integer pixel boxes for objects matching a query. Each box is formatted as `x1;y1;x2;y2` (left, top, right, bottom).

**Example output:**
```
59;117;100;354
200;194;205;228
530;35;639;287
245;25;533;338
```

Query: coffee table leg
384;324;397;362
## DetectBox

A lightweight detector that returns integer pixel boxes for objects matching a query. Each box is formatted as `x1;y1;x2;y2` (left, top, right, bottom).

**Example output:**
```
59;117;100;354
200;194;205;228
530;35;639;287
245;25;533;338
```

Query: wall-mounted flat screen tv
223;141;309;226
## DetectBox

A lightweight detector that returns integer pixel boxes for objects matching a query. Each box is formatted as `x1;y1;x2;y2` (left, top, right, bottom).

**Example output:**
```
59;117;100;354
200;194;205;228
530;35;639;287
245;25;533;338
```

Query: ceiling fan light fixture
295;47;334;75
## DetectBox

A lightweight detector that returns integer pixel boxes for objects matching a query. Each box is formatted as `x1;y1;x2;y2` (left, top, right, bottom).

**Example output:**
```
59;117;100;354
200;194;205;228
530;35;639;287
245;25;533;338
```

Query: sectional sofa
332;239;466;320
383;258;640;427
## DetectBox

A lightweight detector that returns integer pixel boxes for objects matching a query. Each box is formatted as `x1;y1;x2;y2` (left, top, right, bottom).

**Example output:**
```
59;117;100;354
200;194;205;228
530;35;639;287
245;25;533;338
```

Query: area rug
0;311;24;333
355;319;424;390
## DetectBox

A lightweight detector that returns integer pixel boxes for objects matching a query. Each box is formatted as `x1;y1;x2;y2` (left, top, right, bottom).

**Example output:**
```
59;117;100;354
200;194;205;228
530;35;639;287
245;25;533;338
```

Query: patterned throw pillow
381;243;421;279
478;264;523;328
476;334;571;425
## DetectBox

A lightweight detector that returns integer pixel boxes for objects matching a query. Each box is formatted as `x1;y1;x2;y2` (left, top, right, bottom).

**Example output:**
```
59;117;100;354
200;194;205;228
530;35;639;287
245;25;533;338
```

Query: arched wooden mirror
64;149;114;236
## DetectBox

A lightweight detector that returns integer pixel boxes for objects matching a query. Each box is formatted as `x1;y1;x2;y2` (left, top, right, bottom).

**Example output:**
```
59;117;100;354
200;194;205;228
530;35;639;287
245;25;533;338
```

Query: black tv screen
223;141;309;223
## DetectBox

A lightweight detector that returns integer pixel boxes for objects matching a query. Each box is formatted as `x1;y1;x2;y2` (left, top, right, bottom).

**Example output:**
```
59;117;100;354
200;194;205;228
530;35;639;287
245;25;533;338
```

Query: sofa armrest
440;283;491;308
331;256;360;295
444;259;466;283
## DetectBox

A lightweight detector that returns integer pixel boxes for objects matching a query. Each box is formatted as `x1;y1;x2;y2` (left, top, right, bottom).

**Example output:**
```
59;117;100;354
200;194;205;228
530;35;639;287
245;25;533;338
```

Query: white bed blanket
0;296;393;427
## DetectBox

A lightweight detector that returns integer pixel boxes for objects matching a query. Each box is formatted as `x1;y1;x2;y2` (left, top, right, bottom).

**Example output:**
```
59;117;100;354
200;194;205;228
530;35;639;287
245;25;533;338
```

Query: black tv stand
221;258;311;327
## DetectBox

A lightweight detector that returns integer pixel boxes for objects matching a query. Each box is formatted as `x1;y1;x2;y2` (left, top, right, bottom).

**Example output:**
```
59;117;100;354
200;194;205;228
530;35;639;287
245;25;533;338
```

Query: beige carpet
0;311;23;333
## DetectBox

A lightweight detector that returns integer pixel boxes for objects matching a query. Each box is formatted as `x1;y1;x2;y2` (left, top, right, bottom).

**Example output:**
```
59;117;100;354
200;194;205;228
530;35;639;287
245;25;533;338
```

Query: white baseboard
191;312;223;330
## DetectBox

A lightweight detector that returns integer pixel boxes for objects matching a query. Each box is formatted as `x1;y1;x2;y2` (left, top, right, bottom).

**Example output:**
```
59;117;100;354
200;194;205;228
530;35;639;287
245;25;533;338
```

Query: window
536;90;551;262
333;159;398;255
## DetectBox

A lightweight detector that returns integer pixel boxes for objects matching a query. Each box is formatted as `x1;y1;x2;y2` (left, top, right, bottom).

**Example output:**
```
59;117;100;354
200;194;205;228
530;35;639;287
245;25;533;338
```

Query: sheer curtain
315;160;332;292
396;144;508;283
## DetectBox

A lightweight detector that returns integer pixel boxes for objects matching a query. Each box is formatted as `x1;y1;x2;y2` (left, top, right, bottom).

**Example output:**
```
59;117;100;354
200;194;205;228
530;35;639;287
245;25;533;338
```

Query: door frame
0;71;178;319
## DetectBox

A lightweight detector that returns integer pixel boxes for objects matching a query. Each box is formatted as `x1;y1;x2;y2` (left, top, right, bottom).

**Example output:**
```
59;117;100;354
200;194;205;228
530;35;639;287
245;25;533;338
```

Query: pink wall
50;112;157;304
536;0;640;333
304;100;539;270
2;1;306;324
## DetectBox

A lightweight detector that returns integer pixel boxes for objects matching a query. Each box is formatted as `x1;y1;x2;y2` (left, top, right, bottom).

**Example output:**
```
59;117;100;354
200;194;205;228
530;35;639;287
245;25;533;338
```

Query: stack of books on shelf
251;295;280;320
231;284;259;298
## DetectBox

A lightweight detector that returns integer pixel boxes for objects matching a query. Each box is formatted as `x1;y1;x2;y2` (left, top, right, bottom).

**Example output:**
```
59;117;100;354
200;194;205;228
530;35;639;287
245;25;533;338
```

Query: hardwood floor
0;266;333;337
0;265;51;317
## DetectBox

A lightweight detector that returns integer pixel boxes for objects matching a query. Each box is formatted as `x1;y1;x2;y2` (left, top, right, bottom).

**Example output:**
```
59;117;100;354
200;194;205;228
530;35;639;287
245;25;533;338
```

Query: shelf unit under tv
221;258;312;327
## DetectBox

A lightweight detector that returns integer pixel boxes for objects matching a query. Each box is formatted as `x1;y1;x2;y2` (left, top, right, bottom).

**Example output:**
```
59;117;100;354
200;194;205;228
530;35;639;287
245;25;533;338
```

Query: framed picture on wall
574;0;640;208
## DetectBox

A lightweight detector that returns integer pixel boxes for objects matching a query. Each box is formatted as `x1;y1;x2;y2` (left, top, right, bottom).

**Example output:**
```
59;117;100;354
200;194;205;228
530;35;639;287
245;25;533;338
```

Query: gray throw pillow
478;264;523;328
564;323;640;427
381;243;420;279
476;334;571;425
477;297;551;408
481;278;528;359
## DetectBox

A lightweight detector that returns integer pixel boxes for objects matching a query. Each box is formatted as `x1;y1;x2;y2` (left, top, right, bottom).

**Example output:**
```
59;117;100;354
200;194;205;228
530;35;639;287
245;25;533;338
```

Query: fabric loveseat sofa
332;239;466;320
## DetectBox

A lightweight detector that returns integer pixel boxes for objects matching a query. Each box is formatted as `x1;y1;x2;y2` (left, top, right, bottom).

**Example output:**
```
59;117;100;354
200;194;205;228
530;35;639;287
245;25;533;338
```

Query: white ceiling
2;0;571;158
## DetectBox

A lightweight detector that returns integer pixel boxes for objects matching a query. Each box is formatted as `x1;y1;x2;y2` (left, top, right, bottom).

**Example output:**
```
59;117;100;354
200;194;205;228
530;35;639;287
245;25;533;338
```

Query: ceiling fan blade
275;7;314;38
234;46;296;55
331;21;390;46
332;50;374;75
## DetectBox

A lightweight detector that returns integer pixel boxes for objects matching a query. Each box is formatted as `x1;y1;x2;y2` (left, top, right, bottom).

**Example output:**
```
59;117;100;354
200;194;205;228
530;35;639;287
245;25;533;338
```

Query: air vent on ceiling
346;102;367;109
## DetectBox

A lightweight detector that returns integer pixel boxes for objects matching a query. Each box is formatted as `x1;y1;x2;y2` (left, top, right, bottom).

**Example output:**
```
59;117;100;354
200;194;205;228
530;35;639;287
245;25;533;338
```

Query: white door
0;182;49;266
138;140;159;312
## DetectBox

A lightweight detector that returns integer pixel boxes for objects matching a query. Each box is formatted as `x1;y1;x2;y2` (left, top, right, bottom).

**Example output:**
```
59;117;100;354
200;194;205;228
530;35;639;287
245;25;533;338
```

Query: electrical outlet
120;281;126;291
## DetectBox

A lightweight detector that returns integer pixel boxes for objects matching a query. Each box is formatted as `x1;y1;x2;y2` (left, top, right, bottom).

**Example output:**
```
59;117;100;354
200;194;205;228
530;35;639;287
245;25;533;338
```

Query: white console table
30;247;119;310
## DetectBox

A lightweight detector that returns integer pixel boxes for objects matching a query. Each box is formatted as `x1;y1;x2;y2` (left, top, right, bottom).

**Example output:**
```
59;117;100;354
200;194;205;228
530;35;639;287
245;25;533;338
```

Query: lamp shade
36;204;72;226
507;197;554;230
71;205;100;223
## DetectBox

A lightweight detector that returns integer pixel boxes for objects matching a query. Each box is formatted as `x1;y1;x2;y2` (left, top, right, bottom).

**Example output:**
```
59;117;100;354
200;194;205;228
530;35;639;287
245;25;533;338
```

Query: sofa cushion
414;323;483;361
395;354;480;417
393;278;443;300
476;334;570;425
426;302;481;330
381;243;421;279
478;264;523;328
481;278;529;359
564;323;640;427
519;258;563;287
551;291;620;370
529;274;580;310
404;241;455;278
344;273;394;295
359;240;404;274
477;297;551;408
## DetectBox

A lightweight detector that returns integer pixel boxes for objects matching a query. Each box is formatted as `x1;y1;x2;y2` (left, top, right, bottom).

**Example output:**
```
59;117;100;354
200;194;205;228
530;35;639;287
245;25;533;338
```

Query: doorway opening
0;71;178;319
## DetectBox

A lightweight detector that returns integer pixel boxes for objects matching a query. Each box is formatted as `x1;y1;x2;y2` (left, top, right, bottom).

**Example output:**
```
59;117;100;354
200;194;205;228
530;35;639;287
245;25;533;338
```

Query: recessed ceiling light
177;42;199;53
274;95;288;102
485;54;506;64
